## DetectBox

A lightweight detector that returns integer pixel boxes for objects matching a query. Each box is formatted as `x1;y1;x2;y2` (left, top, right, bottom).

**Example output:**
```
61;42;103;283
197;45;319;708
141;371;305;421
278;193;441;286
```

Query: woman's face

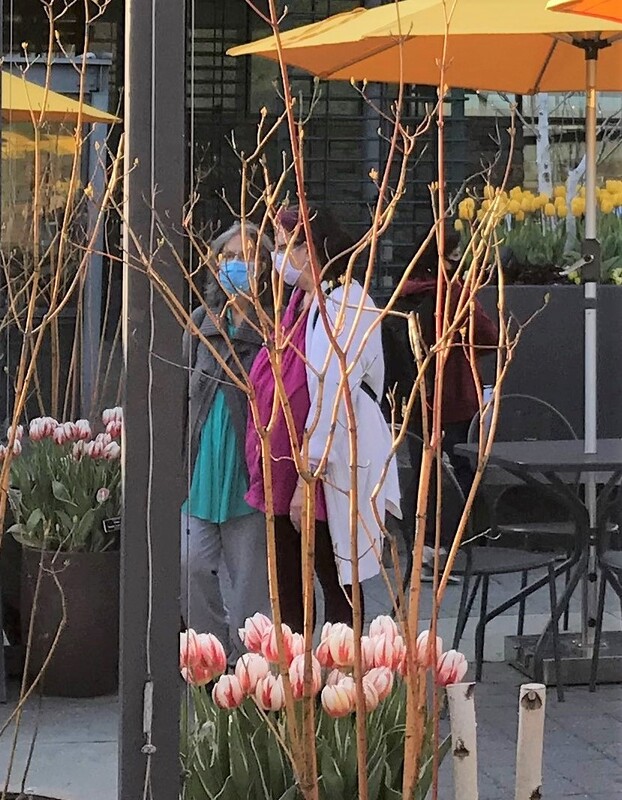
273;226;312;288
445;243;462;270
220;232;256;264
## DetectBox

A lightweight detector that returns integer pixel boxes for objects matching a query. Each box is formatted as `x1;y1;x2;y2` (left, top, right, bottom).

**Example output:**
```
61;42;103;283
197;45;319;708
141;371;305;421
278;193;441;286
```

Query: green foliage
9;438;120;552
181;682;450;800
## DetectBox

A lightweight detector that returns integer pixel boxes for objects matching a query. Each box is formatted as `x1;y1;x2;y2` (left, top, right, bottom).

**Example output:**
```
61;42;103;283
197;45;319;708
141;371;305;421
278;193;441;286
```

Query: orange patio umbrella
548;0;622;23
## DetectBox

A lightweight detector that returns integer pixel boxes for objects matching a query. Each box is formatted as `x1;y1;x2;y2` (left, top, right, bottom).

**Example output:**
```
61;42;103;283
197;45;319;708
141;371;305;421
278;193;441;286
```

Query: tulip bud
180;629;201;671
238;613;272;654
369;615;399;643
544;202;556;217
373;633;405;670
261;623;294;664
321;683;355;718
288;654;322;700
362;680;380;712
12;439;22;456
436;650;468;687
325;669;349;687
364;667;393;702
315;638;335;669
197;632;227;679
0;445;7;462
28;419;45;442
96;487;111;504
102;407;123;426
52;426;68;446
181;663;214;686
290;632;305;660
106;420;122;439
234;653;270;695
254;674;285;712
102;441;121;460
360;635;376;673
327;625;355;668
415;630;443;669
7;424;24;441
74;419;92;441
212;675;245;710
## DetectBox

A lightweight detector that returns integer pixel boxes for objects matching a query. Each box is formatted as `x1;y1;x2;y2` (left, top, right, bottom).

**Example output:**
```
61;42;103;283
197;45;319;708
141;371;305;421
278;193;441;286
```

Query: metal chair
468;393;586;631
398;431;565;700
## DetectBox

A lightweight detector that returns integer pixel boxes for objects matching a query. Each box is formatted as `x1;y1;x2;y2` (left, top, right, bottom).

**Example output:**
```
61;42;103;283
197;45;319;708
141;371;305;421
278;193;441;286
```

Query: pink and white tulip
315;638;335;669
212;675;245;709
362;680;380;712
29;417;57;441
254;674;285;711
325;669;349;687
102;406;123;426
326;625;355;668
321;683;355;718
74;419;92;441
180;629;202;671
102;441;121;460
7;424;24;442
261;623;295;665
196;632;227;678
373;633;405;671
106;420;122;439
436;650;468;687
238;613;272;654
360;635;377;673
234;653;270;694
369;615;400;643
415;630;443;669
364;667;394;702
288;654;322;700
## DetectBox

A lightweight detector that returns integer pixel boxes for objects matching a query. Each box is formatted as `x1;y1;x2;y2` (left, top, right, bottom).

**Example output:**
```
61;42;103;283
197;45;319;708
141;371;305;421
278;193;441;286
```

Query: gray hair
203;221;273;308
211;221;273;259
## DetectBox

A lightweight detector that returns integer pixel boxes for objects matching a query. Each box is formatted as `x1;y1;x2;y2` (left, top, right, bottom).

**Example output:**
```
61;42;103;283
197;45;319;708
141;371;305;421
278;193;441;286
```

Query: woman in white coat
245;206;401;632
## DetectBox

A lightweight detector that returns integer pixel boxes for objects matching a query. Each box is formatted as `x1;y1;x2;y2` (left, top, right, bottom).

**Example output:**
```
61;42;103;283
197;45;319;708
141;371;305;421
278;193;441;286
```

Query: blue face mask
219;259;251;294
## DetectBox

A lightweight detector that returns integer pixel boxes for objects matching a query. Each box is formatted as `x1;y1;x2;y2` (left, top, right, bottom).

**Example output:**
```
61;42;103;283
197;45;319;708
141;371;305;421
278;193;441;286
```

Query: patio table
455;438;622;684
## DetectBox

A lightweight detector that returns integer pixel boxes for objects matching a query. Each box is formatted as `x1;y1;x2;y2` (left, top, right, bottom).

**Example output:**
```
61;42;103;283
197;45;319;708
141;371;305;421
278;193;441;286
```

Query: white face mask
273;251;302;287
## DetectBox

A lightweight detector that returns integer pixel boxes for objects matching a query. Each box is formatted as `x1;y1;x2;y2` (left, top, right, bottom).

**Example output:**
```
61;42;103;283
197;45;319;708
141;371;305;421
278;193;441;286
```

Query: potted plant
456;182;622;439
8;408;122;697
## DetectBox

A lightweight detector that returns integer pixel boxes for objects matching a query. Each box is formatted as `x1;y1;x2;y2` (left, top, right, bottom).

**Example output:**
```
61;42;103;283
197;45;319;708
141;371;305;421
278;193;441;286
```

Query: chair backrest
467;393;578;445
402;430;475;546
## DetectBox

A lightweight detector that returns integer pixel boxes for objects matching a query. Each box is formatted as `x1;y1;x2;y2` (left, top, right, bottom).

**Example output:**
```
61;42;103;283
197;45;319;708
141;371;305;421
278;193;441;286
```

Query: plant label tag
103;517;121;535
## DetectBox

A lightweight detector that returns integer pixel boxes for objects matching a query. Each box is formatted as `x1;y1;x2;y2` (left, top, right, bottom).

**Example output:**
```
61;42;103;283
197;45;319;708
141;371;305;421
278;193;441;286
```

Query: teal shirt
183;312;252;523
183;390;253;523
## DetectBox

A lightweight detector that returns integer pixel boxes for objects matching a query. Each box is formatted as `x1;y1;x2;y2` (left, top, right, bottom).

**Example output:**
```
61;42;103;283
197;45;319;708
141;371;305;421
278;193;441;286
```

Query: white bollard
515;683;546;800
446;682;479;800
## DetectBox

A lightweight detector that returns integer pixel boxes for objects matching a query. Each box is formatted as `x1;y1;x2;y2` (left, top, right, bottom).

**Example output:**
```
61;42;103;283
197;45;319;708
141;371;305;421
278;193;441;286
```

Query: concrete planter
479;284;622;438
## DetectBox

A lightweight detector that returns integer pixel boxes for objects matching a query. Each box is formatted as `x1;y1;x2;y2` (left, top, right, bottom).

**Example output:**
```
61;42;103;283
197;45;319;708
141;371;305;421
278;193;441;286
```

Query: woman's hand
289;478;304;532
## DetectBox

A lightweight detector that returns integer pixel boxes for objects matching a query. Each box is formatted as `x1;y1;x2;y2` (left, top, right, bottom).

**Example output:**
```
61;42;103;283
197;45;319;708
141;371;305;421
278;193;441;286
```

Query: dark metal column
119;0;185;798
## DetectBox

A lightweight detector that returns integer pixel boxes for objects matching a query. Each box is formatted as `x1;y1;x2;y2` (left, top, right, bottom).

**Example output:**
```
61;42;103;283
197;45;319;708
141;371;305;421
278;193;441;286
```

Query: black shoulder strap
311;285;336;331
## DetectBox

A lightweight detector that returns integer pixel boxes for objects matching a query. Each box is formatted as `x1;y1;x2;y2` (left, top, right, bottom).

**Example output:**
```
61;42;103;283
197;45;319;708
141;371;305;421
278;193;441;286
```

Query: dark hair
277;205;356;284
415;230;461;276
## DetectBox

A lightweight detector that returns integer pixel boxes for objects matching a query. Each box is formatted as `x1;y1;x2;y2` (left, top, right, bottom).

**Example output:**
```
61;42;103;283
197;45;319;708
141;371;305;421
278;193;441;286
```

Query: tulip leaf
318;739;345;799
413;734;451;800
51;479;77;506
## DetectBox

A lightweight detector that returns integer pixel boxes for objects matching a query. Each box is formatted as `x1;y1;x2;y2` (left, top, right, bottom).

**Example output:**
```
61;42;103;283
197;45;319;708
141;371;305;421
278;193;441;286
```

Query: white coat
304;279;402;585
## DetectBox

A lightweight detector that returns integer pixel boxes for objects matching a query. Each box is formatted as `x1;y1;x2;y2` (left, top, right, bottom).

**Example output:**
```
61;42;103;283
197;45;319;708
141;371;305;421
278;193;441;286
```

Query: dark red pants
273;515;362;633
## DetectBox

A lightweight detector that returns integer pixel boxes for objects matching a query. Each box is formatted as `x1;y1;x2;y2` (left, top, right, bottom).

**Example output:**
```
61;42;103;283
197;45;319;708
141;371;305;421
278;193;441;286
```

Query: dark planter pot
479;284;622;439
20;548;119;697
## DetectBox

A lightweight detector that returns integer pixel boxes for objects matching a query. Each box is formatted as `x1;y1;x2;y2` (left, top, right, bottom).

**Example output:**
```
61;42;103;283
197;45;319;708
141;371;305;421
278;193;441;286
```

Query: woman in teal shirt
181;222;272;663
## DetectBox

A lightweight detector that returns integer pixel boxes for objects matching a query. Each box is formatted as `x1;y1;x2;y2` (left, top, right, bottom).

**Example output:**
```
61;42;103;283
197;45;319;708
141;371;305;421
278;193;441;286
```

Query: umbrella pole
582;50;599;649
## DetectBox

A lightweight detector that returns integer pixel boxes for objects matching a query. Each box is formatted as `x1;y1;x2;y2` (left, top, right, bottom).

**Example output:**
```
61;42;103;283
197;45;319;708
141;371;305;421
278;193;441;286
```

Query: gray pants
180;511;270;663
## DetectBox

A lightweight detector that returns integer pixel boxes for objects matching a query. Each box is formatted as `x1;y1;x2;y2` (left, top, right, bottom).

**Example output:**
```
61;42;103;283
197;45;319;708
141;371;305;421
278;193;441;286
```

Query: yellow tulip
483;185;495;200
557;204;568;218
553;185;566;198
570;196;585;217
520;197;533;213
458;199;475;220
515;210;525;222
481;199;491;212
509;186;523;200
614;193;622;208
544;202;556;217
579;186;586;198
508;199;521;215
477;209;485;221
454;219;464;232
554;195;566;209
600;197;614;214
535;193;549;209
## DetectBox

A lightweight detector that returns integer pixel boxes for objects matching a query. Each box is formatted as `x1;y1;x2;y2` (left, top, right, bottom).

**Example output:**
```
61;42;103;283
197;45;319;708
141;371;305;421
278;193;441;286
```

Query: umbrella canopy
548;0;622;24
2;71;118;124
229;0;622;92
